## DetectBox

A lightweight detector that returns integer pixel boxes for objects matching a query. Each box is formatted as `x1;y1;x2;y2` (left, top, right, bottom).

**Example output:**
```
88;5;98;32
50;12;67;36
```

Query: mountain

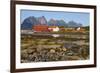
21;16;38;29
48;19;68;27
38;16;47;24
48;19;57;26
21;16;47;29
21;16;83;30
67;21;82;27
56;20;68;27
48;19;83;27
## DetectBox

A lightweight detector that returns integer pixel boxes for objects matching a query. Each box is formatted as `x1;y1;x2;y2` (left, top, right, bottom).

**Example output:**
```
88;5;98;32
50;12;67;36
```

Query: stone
50;49;55;53
62;48;67;51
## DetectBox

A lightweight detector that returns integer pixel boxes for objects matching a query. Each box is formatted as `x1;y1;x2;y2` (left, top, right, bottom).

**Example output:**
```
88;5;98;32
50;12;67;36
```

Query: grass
34;31;89;35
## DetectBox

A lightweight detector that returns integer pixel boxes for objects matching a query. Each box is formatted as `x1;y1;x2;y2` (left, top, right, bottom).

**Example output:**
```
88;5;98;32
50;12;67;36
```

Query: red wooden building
33;24;49;32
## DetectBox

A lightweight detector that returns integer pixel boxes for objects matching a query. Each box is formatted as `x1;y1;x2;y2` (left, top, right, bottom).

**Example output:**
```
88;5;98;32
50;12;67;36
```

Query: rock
62;48;67;51
36;47;42;52
27;49;34;54
50;49;55;53
28;55;36;61
21;50;28;60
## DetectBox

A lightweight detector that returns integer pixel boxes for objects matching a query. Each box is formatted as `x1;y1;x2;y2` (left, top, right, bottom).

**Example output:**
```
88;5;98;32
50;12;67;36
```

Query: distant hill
67;21;83;27
21;16;83;29
48;19;68;27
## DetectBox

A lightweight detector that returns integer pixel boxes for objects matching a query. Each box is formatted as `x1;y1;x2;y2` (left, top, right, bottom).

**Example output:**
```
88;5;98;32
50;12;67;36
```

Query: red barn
33;24;49;32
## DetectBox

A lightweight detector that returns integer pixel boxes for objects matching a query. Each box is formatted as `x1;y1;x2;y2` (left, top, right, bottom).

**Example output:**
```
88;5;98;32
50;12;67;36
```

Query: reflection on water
52;34;60;37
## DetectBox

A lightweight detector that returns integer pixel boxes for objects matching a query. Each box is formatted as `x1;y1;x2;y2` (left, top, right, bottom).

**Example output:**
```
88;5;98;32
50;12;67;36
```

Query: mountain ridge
21;16;83;29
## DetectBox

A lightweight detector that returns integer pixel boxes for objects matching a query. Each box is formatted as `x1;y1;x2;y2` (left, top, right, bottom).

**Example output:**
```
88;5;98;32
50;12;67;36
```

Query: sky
20;10;90;26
